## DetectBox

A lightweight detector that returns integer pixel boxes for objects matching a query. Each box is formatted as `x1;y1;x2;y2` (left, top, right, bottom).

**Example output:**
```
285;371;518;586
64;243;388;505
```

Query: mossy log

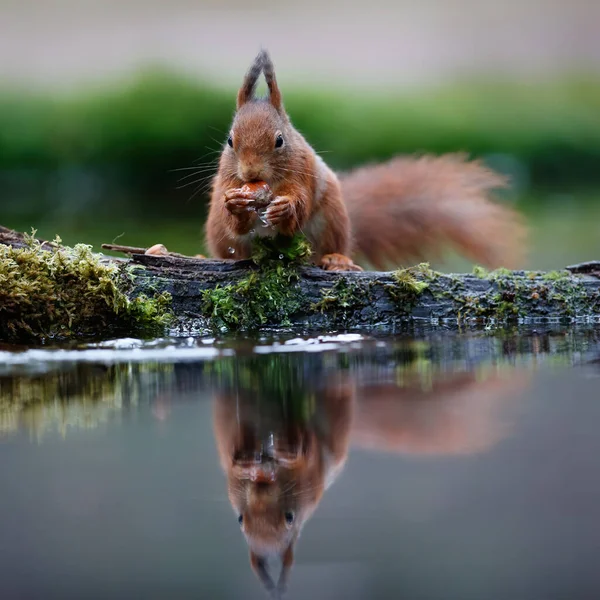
127;254;600;331
1;226;599;340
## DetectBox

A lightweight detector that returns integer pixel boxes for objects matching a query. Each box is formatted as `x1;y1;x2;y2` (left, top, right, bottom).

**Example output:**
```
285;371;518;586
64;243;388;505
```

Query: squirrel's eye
284;512;294;525
227;136;233;148
275;134;284;149
238;514;243;525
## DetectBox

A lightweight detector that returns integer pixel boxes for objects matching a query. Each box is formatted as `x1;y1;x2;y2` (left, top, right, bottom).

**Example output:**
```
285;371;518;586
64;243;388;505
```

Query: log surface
2;227;600;333
128;253;600;330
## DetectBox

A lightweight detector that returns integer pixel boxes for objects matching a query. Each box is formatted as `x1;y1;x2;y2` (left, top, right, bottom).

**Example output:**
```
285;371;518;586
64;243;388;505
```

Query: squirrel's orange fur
213;375;353;595
212;368;527;595
206;50;526;271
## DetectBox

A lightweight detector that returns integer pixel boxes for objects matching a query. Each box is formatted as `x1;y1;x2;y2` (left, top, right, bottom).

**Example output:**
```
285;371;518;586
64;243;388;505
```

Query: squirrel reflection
212;360;524;597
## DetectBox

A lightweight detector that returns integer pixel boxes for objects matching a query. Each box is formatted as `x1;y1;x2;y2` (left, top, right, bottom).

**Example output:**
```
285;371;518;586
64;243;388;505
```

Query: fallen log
1;226;599;341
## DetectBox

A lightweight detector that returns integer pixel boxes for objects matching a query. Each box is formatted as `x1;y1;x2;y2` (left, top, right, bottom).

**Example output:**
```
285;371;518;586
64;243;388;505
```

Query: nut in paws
224;196;255;215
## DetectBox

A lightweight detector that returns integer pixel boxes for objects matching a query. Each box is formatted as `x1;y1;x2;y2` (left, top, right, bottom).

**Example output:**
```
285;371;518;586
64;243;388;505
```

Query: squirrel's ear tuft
261;50;283;112
249;549;276;593
236;49;284;112
237;51;265;109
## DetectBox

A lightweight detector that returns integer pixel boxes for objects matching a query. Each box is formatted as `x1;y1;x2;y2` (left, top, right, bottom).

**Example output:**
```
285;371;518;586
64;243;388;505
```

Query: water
1;327;600;599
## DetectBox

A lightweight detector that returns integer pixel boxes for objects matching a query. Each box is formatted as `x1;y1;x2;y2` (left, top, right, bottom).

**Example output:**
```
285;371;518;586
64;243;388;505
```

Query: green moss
201;234;311;331
472;265;489;279
0;362;177;439
312;293;339;313
200;232;379;331
0;365;124;437
544;275;590;317
0;232;172;341
542;270;570;281
250;234;312;266
488;267;513;279
382;264;436;318
392;266;430;294
385;264;432;313
205;354;318;420
312;277;370;319
202;266;301;330
444;265;600;324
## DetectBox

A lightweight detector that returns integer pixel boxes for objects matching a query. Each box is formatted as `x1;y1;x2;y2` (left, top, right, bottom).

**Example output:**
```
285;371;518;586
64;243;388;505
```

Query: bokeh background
2;0;599;270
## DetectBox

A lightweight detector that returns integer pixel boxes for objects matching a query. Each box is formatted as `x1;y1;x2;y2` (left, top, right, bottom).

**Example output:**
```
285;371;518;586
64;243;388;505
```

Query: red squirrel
206;50;526;271
212;368;526;596
212;375;353;596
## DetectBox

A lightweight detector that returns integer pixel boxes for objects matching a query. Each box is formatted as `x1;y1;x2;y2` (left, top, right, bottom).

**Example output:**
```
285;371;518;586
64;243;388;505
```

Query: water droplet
228;247;235;255
249;229;256;235
258;209;269;226
279;254;284;260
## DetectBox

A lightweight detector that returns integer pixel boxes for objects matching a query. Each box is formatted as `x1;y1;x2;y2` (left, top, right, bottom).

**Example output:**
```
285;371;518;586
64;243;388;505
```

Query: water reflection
211;354;527;597
0;329;599;599
0;362;178;440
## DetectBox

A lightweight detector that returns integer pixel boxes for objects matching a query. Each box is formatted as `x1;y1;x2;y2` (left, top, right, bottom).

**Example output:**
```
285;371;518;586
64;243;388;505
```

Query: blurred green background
1;0;600;270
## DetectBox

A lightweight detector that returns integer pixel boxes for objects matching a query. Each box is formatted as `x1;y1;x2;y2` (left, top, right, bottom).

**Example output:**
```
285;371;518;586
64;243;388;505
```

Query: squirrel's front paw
265;197;294;228
224;183;272;217
224;194;257;216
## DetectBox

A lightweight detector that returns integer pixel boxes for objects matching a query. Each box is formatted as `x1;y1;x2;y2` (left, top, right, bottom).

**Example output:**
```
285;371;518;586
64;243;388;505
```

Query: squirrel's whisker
177;169;217;183
170;166;207;172
208;125;227;136
177;180;204;191
177;175;215;190
190;175;222;201
171;164;218;173
209;135;227;148
187;184;210;205
191;151;221;165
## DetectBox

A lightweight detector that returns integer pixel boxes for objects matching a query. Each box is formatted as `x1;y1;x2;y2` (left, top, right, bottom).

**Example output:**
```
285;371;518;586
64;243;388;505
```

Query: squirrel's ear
249;550;276;593
261;51;283;112
276;542;295;594
237;51;264;109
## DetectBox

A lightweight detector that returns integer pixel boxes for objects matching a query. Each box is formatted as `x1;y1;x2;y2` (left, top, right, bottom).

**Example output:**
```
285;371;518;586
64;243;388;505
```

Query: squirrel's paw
224;184;272;217
224;196;257;216
319;253;363;272
265;197;294;227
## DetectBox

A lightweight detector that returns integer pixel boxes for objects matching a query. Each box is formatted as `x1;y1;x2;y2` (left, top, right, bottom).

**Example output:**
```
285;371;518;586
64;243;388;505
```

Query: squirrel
212;366;526;597
205;50;526;272
212;375;354;597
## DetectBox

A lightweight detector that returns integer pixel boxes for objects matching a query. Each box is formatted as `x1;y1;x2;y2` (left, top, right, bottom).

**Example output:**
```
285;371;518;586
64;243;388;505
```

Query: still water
1;327;599;600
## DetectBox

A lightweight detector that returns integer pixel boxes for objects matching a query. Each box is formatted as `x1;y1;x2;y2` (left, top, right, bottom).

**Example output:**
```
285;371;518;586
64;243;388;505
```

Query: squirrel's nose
249;466;276;483
240;163;262;182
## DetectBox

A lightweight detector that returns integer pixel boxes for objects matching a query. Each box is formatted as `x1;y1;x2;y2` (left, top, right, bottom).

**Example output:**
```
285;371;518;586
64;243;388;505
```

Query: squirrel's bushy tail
341;154;526;270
